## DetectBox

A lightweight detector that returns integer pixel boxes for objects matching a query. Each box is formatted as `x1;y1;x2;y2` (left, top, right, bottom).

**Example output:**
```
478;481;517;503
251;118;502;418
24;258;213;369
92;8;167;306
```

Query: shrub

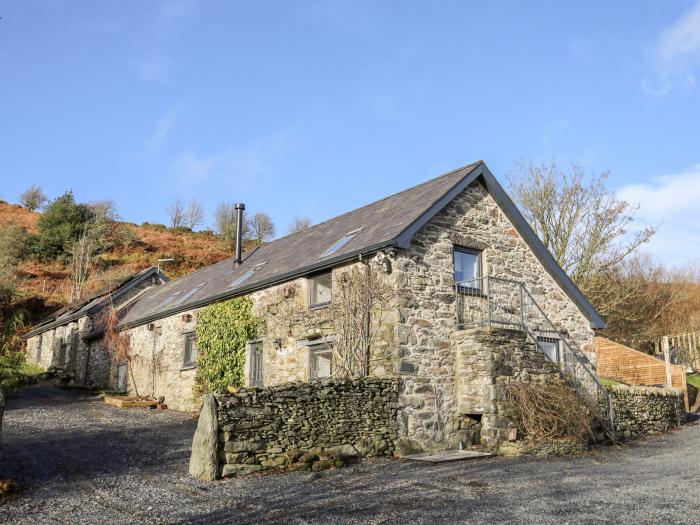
194;296;259;394
505;382;595;441
31;191;94;259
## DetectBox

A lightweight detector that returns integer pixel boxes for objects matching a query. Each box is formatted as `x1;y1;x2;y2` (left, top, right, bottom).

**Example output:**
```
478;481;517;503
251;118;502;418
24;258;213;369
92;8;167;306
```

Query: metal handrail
455;275;615;430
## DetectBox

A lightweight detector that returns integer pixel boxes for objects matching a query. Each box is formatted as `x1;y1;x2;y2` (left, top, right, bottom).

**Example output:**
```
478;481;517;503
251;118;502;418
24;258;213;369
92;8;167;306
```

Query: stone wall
453;327;563;446
125;308;199;411
393;180;596;450
610;385;686;440
0;389;4;461
189;377;400;480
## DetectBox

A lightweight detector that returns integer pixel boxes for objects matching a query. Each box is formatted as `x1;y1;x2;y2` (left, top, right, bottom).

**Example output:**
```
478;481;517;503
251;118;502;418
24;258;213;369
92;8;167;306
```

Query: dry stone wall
610;385;686;440
190;377;400;479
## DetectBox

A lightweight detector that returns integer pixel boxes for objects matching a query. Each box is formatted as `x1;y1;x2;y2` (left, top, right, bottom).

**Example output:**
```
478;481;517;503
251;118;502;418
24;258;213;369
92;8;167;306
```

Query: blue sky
1;1;699;266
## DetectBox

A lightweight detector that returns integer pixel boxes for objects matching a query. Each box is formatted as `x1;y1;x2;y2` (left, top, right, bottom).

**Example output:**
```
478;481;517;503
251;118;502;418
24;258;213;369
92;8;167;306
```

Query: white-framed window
309;343;333;379
537;336;560;363
308;271;332;308
454;247;482;290
183;332;198;368
248;341;263;387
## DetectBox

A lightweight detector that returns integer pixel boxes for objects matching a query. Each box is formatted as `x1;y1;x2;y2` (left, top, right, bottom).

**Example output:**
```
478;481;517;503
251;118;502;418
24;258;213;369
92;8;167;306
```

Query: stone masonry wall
610;385;686;440
451;327;564;445
189;377;400;479
394;180;596;451
125;308;199;411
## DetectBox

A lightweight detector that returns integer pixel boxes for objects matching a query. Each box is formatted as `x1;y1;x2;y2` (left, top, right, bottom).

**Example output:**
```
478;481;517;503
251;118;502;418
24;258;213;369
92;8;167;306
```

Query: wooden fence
595;337;688;411
656;331;700;369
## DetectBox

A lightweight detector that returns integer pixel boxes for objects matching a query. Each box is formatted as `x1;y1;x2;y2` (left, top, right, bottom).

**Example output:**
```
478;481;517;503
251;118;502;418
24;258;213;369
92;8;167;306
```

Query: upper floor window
309;271;332;308
454;247;482;289
183;332;198;368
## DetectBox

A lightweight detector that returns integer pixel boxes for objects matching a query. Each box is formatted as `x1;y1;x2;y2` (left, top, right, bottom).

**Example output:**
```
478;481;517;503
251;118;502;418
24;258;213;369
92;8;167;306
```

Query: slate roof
116;160;605;329
23;267;167;338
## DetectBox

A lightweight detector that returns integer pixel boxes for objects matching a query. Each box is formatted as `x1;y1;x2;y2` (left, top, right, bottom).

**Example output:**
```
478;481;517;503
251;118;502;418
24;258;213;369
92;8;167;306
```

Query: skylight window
230;261;268;288
320;228;362;258
173;282;207;306
152;290;183;312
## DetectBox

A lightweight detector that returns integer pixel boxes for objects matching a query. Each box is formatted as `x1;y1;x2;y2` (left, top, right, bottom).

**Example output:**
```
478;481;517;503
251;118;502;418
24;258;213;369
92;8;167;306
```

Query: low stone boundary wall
610;384;686;440
190;377;400;480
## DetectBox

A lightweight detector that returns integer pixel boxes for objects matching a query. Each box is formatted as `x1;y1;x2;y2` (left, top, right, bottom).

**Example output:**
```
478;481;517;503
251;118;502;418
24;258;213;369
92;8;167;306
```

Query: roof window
230;261;268;288
173;282;207;307
152;290;183;312
320;228;362;258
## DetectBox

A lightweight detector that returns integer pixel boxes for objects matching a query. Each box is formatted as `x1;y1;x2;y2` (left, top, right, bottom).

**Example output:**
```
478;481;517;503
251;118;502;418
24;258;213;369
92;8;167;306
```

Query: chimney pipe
233;203;245;267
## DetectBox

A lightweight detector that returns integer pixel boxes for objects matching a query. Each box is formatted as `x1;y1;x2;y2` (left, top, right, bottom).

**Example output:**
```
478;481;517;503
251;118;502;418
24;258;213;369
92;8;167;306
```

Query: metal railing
456;276;614;431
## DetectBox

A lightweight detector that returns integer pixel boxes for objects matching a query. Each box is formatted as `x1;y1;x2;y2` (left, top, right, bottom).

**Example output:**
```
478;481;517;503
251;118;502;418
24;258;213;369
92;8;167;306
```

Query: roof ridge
266;161;483;245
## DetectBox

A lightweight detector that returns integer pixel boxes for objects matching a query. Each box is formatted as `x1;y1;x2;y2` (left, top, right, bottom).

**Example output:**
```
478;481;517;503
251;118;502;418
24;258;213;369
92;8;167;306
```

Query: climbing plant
194;296;259;394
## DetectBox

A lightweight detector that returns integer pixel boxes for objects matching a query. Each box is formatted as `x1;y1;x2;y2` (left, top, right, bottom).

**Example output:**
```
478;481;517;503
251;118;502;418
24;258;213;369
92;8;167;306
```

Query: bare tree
214;202;250;248
89;199;120;221
184;199;204;229
67;215;109;302
507;161;655;285
18;185;48;212
286;216;313;235
250;212;275;244
167;198;186;228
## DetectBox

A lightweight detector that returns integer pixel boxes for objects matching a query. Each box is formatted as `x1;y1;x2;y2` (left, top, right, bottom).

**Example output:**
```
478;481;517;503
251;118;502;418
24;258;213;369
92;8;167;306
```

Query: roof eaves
22;267;166;339
121;239;397;330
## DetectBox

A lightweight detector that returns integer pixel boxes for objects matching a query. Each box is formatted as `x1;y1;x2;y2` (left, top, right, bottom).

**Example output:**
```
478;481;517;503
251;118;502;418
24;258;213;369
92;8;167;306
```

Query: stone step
402;450;493;463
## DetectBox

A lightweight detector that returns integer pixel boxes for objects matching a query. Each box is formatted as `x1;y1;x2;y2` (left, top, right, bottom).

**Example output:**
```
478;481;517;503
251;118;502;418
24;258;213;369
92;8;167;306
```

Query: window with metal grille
249;341;263;387
183;332;197;368
537;336;560;362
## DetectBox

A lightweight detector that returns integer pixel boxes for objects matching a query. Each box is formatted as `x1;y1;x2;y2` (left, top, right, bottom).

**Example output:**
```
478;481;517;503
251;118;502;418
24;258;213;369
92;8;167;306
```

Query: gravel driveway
1;383;698;524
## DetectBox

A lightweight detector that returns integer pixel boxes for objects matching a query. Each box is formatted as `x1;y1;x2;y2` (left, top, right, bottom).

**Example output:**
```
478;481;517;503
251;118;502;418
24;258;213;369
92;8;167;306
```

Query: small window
231;261;268;288
310;344;333;379
537;336;560;363
249;341;263;387
309;272;332;308
183;333;198;368
320;228;362;258
454;248;482;289
36;334;43;362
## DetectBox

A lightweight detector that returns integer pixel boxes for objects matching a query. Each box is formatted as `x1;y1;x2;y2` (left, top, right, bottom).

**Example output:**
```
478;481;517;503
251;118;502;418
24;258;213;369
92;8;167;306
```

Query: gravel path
1;383;699;524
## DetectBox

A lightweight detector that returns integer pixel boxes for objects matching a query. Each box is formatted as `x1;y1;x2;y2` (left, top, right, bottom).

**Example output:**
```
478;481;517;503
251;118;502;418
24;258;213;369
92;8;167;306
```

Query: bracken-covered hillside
0;200;236;320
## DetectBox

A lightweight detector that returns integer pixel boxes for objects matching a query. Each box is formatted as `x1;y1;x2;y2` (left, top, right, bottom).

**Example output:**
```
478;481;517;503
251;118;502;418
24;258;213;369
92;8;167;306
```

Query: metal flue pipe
233;203;245;266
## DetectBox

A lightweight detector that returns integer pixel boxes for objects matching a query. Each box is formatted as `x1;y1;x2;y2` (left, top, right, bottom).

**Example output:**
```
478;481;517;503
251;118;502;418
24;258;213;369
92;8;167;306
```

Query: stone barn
25;161;608;453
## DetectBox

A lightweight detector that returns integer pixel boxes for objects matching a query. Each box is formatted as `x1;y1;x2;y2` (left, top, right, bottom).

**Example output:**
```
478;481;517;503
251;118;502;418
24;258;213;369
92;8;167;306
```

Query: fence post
662;336;672;388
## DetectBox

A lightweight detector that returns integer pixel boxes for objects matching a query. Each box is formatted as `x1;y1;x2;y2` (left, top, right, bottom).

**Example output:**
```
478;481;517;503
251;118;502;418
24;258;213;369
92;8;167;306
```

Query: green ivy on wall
194;296;259;394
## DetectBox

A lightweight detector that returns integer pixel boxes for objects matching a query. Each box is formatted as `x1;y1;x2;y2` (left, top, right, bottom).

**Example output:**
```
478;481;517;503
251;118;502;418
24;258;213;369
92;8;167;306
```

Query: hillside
0;200;236;321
